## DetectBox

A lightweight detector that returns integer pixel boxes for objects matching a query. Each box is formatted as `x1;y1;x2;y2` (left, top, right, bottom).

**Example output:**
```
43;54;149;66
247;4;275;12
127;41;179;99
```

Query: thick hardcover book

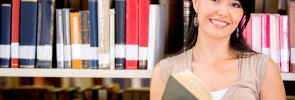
88;0;99;69
70;12;82;69
56;9;64;68
62;9;72;69
115;0;126;70
288;0;295;72
162;70;212;100
36;0;55;68
11;0;20;68
79;11;91;69
98;0;110;69
251;14;262;53
183;0;193;42
261;14;271;56
19;0;38;68
110;9;115;70
147;5;166;70
138;0;150;70
0;4;11;68
269;14;280;68
279;15;290;72
126;0;139;70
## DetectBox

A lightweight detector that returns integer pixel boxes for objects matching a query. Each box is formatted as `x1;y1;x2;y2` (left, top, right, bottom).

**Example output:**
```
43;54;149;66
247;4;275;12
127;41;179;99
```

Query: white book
269;14;280;68
147;5;166;70
251;14;262;53
109;9;115;70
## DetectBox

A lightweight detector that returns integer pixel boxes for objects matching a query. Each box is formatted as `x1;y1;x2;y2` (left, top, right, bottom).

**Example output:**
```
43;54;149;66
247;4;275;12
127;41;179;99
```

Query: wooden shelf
0;68;294;81
0;68;152;78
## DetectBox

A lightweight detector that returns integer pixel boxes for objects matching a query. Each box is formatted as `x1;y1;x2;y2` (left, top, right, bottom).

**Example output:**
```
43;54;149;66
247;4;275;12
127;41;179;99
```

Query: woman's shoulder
159;49;192;67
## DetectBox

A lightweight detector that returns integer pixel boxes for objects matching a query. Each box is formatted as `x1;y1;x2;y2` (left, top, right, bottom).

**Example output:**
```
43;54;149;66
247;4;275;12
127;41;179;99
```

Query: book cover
279;15;290;72
126;0;139;70
11;0;20;68
98;0;110;69
79;11;91;69
138;0;150;70
288;0;295;72
70;12;82;69
0;3;11;68
115;0;126;70
110;9;115;70
56;9;64;69
162;70;212;100
269;14;280;68
251;14;262;53
19;0;38;68
63;9;72;69
147;5;166;70
261;14;271;56
36;0;55;68
88;0;99;69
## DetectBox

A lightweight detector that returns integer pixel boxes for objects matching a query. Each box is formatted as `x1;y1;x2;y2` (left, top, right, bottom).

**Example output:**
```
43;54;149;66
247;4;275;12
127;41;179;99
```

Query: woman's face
193;0;244;39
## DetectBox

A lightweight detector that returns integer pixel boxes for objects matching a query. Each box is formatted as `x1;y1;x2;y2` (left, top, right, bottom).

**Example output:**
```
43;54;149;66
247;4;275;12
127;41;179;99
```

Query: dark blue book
36;0;55;68
88;0;99;69
0;4;11;68
19;0;38;68
115;0;126;70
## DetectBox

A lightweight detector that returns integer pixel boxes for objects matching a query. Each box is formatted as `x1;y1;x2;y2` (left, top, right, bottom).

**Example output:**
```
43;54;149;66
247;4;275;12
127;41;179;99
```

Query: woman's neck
192;32;236;63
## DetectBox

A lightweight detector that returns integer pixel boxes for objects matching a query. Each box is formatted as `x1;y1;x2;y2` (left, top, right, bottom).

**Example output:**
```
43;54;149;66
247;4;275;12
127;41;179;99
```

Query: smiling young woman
150;0;286;99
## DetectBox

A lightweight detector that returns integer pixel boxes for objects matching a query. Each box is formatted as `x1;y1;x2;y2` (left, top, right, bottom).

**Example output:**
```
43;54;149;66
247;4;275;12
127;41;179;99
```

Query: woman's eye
232;3;241;8
211;0;219;2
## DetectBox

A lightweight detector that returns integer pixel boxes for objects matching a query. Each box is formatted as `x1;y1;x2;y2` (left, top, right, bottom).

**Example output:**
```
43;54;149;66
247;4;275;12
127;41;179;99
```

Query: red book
261;14;271;56
11;0;20;68
126;0;139;70
138;0;150;70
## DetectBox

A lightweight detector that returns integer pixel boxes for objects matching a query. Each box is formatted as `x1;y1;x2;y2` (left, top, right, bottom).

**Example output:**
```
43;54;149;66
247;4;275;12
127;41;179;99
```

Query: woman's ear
192;0;198;13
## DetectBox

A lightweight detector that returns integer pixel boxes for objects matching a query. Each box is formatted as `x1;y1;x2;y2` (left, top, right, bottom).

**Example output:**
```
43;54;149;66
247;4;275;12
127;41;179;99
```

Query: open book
162;70;213;100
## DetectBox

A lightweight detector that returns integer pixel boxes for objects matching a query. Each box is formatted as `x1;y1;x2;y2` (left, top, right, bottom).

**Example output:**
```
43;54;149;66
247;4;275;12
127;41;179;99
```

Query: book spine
11;0;20;68
98;0;110;69
269;14;280;68
115;0;126;70
138;0;150;70
251;14;262;53
70;12;82;69
36;0;55;68
183;0;193;42
279;15;289;72
56;9;64;69
126;0;139;70
19;0;38;68
261;14;271;56
88;0;99;69
110;9;115;70
0;4;11;68
62;9;72;69
245;16;252;48
288;0;295;72
79;11;91;69
147;5;159;70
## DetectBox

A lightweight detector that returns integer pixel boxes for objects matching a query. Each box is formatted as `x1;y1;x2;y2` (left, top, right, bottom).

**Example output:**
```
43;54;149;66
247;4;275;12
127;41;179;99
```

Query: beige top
160;49;270;100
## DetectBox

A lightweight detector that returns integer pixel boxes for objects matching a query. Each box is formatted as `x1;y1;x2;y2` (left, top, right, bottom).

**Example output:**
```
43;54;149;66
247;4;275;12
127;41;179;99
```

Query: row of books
0;85;149;100
0;0;166;70
242;13;294;72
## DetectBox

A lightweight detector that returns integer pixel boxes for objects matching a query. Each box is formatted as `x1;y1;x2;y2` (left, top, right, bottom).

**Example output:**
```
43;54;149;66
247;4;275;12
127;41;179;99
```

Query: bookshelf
0;68;294;81
0;68;152;78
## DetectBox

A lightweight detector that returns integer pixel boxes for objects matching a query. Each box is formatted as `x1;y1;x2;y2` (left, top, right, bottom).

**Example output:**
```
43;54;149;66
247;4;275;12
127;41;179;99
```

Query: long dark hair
181;0;256;58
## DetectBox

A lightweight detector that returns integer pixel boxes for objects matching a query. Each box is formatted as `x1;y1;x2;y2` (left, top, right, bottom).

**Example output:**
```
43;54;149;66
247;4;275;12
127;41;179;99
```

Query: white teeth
211;20;227;26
